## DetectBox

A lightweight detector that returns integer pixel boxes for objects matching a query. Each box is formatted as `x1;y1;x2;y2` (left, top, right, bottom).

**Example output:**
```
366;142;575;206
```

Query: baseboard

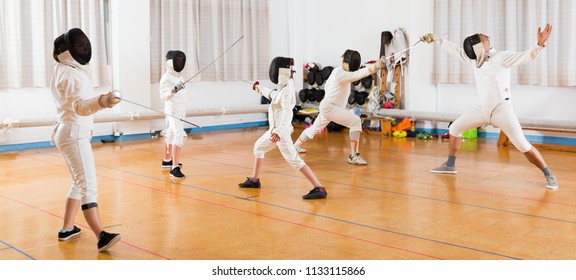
0;121;268;152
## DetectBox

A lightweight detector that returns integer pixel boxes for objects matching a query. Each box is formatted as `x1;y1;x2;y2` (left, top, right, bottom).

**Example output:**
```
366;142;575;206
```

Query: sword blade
121;98;200;128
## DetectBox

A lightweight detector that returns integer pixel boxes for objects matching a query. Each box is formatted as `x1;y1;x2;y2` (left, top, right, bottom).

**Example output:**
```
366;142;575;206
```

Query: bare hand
270;133;280;143
537;24;552;46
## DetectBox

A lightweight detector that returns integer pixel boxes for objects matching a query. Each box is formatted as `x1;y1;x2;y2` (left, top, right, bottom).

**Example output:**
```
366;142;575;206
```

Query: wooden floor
0;126;575;260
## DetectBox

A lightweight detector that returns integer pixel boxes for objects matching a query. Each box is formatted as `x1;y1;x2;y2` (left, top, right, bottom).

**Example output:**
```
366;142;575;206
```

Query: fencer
238;57;327;199
293;50;385;165
423;23;558;189
160;50;187;178
51;27;121;251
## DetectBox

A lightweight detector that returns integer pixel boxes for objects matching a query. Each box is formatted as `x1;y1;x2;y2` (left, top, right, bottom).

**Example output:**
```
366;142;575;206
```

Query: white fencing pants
253;130;306;170
449;100;533;153
53;123;98;204
164;109;185;147
303;103;362;140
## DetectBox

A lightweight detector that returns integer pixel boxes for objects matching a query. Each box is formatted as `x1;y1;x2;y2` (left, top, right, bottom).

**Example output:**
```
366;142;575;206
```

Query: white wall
2;0;575;147
269;0;576;135
0;0;264;147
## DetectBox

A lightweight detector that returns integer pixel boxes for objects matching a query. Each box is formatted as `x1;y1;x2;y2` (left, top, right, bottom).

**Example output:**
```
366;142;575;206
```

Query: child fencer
160;50;187;178
51;28;121;251
293;50;385;165
422;23;558;189
239;57;327;199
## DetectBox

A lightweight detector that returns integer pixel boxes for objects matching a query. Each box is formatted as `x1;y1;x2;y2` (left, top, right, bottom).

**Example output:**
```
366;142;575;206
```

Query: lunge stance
293;50;384;165
239;57;327;199
422;24;558;189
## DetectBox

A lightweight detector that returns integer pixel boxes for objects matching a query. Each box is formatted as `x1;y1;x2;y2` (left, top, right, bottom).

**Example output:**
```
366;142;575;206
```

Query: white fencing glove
366;57;386;74
99;90;122;108
172;82;185;93
375;57;386;69
421;33;440;44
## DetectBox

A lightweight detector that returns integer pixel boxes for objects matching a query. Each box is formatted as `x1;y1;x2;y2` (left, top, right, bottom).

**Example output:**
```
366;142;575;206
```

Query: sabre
183;35;245;85
383;33;447;60
384;40;422;61
116;93;200;128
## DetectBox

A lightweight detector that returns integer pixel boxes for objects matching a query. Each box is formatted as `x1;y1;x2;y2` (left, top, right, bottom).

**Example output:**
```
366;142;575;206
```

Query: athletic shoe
295;147;307;153
302;186;327;199
58;225;81;241
97;231;121;252
545;174;559;189
348;153;367;165
161;159;172;168
430;162;457;174
162;159;183;168
170;166;186;178
238;177;261;188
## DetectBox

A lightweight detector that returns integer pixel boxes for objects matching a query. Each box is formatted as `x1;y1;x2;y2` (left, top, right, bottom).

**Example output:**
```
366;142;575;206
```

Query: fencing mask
166;50;186;73
299;89;308;103
53;28;92;65
321;66;334;80
463;34;487;68
342;49;361;72
269;56;294;85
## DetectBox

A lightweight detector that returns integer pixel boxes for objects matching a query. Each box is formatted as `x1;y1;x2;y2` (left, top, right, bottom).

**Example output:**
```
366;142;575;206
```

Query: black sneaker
97;231;121;252
161;159;173;168
170;166;186;178
302;186;327;199
58;225;82;241
238;177;261;188
162;160;183;168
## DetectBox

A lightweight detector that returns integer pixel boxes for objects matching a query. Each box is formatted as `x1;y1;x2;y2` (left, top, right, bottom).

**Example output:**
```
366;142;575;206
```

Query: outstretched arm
498;24;552;68
252;81;274;99
421;33;474;65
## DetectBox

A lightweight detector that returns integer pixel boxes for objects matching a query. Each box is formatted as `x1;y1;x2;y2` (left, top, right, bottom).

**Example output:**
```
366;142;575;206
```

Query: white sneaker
295;147;307;153
348;153;367;165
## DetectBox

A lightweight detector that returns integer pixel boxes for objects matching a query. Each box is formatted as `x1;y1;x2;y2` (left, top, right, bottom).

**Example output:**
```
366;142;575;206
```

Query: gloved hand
366;57;386;73
374;56;386;69
252;81;263;95
99;90;122;108
421;33;439;44
172;82;185;93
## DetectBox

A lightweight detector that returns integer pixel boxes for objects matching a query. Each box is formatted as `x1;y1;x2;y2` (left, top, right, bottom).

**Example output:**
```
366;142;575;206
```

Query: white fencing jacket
260;79;296;137
160;65;186;114
50;51;102;130
440;39;544;114
320;66;374;110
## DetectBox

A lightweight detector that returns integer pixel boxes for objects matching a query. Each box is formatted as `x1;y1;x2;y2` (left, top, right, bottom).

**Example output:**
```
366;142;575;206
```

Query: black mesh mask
463;34;487;68
463;34;482;60
342;49;361;71
53;28;92;65
166;50;186;73
269;57;294;84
